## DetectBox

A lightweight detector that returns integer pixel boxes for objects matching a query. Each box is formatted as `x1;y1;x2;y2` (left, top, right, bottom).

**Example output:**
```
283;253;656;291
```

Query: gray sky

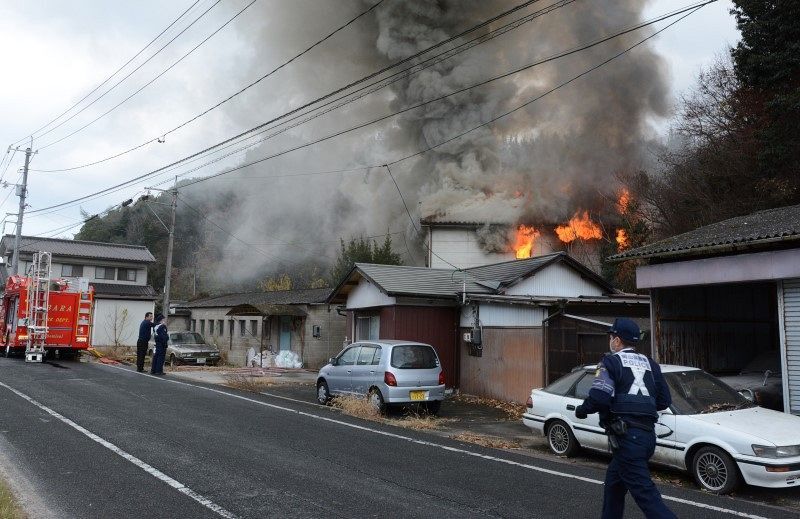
0;0;740;237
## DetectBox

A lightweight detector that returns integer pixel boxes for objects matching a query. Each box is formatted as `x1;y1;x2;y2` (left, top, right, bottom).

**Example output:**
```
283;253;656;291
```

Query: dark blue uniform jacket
579;348;671;428
154;323;169;348
138;320;153;341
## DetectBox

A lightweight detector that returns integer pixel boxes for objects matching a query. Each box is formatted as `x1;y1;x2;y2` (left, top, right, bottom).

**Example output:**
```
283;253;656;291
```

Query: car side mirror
328;356;337;366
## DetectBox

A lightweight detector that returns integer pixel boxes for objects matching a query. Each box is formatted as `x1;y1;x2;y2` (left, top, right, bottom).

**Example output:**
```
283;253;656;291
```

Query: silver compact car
161;331;221;366
316;340;446;414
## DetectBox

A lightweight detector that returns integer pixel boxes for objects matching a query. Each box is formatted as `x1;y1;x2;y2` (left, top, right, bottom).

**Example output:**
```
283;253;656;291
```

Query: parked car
522;365;800;494
149;332;221;367
719;351;784;411
316;340;446;414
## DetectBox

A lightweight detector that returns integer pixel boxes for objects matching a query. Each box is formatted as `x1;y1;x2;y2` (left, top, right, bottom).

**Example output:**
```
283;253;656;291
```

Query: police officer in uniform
575;318;675;519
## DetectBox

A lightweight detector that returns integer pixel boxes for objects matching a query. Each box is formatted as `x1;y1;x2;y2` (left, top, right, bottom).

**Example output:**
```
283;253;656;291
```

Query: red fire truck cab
0;275;94;357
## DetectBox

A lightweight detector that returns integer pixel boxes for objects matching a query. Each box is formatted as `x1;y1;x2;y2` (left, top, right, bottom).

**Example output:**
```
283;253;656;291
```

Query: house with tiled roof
609;203;800;415
0;235;158;348
182;288;346;367
328;252;649;402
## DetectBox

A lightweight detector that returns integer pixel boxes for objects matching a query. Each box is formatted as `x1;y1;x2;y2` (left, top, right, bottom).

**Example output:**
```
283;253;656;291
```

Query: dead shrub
224;373;275;392
97;345;134;363
330;395;381;420
451;432;520;450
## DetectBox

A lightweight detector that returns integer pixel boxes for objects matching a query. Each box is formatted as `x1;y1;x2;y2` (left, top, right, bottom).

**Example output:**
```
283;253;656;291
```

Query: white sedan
522;365;800;494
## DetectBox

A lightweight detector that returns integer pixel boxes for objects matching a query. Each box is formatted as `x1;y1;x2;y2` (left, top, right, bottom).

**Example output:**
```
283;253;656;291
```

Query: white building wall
92;299;155;347
347;278;396;309
506;263;605;297
460;303;547;327
12;259;149;285
428;227;561;269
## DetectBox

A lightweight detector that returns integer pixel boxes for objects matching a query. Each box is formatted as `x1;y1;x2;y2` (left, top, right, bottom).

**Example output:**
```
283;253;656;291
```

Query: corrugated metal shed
610;203;800;262
782;279;800;415
0;235;156;263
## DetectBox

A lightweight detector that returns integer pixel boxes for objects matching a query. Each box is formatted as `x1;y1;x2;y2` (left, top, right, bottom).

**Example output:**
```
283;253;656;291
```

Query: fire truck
1;252;93;362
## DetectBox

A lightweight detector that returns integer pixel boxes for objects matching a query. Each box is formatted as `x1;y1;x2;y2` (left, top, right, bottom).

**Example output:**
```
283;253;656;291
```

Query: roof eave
608;233;800;263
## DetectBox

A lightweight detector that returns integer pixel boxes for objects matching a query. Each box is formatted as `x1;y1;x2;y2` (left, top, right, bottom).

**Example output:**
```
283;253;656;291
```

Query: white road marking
106;365;770;519
259;391;326;407
0;381;239;519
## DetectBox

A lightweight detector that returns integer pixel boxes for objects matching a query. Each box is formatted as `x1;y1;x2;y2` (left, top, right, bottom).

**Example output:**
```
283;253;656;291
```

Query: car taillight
526;395;533;409
384;372;397;386
438;371;445;385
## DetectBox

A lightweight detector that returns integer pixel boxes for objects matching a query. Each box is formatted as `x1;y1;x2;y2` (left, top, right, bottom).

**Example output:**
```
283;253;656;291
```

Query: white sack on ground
274;351;302;368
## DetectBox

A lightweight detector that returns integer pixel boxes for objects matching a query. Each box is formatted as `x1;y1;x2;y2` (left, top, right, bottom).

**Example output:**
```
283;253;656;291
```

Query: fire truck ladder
24;252;52;363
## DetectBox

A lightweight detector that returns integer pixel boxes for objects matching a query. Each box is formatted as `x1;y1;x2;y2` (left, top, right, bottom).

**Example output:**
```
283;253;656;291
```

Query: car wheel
546;420;579;457
425;400;441;416
368;388;386;413
692;446;740;494
316;381;331;405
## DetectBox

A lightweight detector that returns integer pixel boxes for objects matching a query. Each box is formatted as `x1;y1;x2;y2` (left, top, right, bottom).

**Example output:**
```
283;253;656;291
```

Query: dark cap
155;314;165;322
608;318;640;343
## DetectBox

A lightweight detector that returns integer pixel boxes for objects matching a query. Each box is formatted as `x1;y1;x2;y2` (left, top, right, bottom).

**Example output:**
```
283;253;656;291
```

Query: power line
34;0;546;172
10;0;204;146
37;0;251;151
27;1;708;218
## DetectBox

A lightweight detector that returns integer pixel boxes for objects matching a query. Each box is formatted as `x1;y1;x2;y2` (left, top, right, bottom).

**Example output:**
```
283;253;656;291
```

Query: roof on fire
609;203;800;262
0;235;156;263
327;252;617;304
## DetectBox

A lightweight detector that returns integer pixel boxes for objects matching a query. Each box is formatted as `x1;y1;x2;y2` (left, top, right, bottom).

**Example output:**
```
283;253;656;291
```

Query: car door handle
566;404;576;411
369;370;375;374
346;370;352;374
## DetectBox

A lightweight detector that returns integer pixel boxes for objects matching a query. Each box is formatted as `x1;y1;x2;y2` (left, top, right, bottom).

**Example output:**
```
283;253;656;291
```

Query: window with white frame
355;315;379;341
95;266;116;280
117;268;137;282
61;264;84;277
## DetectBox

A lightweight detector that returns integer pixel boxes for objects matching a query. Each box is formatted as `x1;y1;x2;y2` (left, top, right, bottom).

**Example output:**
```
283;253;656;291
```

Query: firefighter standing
150;314;168;376
136;312;154;372
575;318;675;519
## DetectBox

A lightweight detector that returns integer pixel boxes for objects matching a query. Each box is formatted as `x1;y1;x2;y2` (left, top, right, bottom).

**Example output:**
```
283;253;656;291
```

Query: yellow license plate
409;391;426;401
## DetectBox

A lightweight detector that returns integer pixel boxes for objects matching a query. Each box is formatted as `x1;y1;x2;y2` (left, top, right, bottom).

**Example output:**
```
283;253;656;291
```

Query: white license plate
195;358;206;364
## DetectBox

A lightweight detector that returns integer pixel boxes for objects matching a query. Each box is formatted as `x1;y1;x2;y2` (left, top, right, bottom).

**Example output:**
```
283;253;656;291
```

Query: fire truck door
4;299;17;343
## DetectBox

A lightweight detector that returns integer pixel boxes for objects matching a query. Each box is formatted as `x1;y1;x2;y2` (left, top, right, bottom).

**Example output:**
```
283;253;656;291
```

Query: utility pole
11;145;34;275
142;177;178;316
163;179;178;316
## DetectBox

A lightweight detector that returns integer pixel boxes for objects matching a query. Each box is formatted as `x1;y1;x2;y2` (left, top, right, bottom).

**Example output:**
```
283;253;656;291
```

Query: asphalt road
0;357;796;519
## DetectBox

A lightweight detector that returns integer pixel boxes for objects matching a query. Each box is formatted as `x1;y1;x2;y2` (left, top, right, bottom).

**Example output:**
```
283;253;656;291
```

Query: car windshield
170;332;206;345
665;370;755;415
390;345;438;369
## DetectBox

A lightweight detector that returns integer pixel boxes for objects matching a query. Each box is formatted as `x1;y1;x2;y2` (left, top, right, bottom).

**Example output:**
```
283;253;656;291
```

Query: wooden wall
379;306;459;387
459;327;544;403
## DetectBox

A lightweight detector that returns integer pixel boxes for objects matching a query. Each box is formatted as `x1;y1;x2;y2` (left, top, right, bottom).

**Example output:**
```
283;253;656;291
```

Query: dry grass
97;345;135;363
455;394;526;420
0;478;25;519
451;432;521;450
330;395;381;420
330;395;454;430
224;373;276;392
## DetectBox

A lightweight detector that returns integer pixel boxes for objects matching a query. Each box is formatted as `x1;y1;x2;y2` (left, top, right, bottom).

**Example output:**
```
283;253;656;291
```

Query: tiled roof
610;204;800;261
329;253;616;303
91;282;158;300
1;235;156;263
187;288;331;308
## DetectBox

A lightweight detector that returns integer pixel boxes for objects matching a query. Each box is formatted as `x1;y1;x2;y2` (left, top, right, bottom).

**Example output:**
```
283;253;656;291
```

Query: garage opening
653;281;783;411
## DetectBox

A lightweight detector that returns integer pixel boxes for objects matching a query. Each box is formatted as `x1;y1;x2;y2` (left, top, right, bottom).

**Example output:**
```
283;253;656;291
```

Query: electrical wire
27;1;710;220
10;0;205;146
34;0;545;172
37;0;251;151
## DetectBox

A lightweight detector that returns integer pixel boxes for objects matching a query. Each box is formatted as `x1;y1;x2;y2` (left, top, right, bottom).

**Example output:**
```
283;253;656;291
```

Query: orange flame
513;225;540;259
617;189;631;214
616;229;630;251
555;211;602;243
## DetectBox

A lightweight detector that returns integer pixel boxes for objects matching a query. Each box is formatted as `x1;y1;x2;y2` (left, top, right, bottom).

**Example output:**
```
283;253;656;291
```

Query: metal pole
11;147;33;275
162;179;177;316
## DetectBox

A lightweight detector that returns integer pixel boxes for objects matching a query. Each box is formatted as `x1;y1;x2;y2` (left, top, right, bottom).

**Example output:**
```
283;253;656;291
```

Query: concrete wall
188;305;346;368
92;299;155;347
